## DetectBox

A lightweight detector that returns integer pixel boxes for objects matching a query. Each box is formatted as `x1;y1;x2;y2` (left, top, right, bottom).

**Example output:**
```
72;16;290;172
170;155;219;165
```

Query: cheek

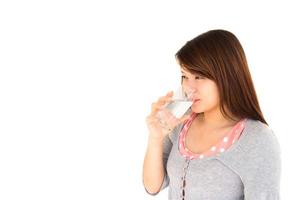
201;84;218;99
197;85;220;106
191;92;220;113
207;89;220;103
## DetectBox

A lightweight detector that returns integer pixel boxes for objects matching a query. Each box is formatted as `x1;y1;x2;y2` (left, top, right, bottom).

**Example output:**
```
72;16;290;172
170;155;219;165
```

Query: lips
193;99;200;103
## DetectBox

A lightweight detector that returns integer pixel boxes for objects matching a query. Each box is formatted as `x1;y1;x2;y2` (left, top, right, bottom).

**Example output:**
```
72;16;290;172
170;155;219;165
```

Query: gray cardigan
145;118;281;200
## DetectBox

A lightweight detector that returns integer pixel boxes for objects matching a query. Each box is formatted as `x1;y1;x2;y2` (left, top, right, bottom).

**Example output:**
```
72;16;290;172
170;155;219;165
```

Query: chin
191;105;203;113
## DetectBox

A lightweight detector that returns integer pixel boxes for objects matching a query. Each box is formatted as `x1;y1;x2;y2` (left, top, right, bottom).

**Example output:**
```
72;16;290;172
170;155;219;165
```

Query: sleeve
243;129;281;200
144;124;182;196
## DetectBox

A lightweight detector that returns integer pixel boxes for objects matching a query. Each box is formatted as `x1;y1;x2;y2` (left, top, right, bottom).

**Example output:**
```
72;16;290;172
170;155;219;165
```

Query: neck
196;108;239;130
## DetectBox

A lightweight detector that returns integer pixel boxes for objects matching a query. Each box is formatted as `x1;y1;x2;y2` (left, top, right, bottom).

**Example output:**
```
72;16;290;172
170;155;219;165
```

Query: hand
146;91;190;140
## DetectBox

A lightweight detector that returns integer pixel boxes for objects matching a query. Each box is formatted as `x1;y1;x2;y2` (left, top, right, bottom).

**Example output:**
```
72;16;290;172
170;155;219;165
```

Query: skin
180;67;241;153
143;66;241;193
180;67;239;131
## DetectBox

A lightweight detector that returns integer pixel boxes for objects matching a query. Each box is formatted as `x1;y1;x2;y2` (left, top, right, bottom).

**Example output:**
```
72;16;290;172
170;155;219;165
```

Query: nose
182;86;196;100
187;88;197;100
182;81;197;98
183;79;197;89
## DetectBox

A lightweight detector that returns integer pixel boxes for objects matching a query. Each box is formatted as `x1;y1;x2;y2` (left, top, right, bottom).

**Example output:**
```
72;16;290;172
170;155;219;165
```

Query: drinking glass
156;86;195;132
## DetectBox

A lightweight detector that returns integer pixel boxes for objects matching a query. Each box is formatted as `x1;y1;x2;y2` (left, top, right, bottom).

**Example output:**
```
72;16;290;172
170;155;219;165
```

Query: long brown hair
175;29;268;125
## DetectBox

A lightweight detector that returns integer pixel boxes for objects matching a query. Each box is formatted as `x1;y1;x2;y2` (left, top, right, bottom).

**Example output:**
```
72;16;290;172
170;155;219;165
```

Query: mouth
193;99;200;104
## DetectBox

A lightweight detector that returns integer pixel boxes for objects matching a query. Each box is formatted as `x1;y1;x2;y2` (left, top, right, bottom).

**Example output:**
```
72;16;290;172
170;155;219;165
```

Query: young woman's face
180;67;220;113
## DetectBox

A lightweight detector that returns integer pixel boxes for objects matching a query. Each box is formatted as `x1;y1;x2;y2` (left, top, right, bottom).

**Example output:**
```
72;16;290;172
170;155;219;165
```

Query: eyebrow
181;71;205;78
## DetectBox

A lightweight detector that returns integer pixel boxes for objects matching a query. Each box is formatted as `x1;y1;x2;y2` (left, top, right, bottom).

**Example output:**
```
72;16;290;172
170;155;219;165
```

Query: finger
146;115;159;124
166;90;173;97
157;95;173;105
150;103;166;115
158;91;173;103
150;96;173;115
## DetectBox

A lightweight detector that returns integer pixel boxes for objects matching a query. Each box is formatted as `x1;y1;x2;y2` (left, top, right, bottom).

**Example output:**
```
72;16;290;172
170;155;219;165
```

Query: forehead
180;67;195;75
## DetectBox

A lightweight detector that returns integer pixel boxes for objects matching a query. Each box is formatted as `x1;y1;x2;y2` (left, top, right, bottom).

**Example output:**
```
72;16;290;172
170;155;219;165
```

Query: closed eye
181;75;204;80
195;76;204;80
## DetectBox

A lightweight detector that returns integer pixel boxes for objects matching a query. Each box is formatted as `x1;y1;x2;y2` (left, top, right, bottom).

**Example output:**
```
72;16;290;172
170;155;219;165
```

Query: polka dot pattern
179;112;247;160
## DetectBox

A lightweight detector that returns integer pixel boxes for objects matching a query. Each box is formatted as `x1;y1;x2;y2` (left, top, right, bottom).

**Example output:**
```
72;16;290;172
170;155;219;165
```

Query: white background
0;0;299;199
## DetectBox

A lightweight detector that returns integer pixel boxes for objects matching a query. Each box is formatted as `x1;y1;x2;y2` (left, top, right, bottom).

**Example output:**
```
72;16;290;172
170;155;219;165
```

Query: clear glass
156;86;196;132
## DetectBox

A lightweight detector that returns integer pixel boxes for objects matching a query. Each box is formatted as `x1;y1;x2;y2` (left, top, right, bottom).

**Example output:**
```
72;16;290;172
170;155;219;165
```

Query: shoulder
235;118;281;179
220;118;281;173
234;119;282;197
239;119;281;156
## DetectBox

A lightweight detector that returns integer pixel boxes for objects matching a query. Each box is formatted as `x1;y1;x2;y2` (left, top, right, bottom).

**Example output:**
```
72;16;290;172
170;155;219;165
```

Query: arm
143;91;188;195
143;134;173;195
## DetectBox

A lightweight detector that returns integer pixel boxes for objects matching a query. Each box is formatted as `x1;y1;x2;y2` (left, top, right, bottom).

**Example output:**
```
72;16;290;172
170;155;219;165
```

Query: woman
143;29;281;200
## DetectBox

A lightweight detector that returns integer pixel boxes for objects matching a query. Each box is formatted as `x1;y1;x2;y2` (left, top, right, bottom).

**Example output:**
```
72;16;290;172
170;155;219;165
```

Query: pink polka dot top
179;112;247;160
